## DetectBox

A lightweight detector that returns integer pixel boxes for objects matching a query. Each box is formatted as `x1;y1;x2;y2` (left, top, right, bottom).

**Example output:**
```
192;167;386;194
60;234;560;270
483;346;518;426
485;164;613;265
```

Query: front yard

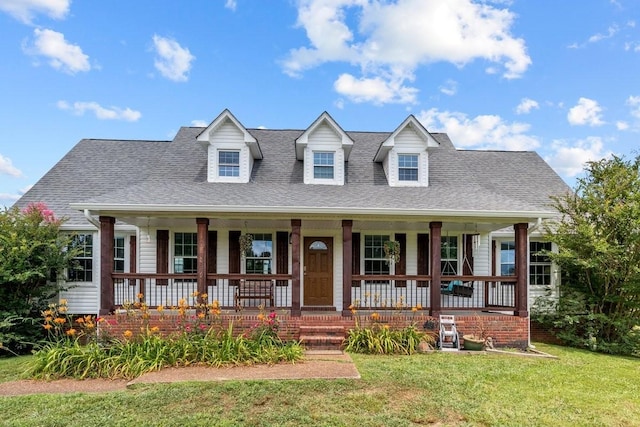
1;343;639;426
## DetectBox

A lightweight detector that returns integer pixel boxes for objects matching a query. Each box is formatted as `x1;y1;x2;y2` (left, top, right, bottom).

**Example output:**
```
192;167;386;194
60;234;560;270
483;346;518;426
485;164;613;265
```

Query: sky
1;0;639;207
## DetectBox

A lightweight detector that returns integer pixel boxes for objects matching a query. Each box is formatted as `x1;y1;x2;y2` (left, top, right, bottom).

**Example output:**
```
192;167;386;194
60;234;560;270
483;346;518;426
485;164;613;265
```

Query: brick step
300;334;345;351
299;325;345;336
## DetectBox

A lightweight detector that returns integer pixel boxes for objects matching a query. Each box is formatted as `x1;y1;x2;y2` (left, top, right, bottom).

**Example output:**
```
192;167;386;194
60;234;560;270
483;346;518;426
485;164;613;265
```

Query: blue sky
1;0;639;207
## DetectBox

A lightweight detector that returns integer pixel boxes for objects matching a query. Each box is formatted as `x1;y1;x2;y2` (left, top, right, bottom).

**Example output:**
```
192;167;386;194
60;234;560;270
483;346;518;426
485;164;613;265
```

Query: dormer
295;112;353;186
373;115;440;187
196;109;263;183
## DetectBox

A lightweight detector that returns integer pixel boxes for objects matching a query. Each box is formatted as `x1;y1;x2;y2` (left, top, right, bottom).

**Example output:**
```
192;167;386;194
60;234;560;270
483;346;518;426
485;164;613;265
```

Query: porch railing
112;273;293;309
352;275;516;311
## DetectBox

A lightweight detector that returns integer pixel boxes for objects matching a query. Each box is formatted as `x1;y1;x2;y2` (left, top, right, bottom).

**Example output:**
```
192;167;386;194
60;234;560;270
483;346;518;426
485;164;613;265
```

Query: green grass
1;343;639;426
0;355;31;382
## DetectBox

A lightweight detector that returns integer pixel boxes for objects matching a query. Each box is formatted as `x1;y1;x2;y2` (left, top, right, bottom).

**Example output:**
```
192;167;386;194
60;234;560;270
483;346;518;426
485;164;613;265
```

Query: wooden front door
303;237;333;306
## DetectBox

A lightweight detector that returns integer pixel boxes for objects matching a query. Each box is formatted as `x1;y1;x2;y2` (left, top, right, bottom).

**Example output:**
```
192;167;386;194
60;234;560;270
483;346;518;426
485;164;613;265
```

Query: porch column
514;222;529;317
291;219;302;317
99;216;115;315
429;221;442;317
342;220;353;317
196;218;209;302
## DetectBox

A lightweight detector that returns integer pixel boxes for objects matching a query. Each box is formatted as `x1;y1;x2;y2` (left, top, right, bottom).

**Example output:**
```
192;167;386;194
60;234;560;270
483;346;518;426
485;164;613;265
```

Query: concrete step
300;334;345;351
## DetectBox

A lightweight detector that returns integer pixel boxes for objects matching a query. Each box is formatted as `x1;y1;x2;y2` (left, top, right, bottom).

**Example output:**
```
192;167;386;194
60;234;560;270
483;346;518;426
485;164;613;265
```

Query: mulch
0;351;360;397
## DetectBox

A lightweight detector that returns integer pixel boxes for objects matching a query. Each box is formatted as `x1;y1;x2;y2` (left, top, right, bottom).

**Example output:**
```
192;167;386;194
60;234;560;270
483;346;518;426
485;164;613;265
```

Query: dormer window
219;151;240;177
313;152;335;179
398;154;418;181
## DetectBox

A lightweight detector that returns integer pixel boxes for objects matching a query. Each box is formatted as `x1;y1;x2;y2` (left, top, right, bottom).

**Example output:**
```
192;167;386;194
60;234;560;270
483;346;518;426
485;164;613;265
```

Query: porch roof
18;126;571;227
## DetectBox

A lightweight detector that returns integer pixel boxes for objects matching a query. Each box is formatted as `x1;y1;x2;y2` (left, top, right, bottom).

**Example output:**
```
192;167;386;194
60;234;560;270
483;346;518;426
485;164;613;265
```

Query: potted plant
383;240;401;265
239;233;253;259
462;315;489;351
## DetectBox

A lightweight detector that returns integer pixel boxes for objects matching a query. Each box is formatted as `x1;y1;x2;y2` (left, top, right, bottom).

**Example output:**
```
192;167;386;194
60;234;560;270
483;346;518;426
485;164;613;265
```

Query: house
14;109;570;347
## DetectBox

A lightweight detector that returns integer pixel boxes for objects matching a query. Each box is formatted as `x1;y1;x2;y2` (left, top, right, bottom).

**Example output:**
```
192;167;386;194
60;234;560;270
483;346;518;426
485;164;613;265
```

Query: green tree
538;155;640;355
0;203;76;354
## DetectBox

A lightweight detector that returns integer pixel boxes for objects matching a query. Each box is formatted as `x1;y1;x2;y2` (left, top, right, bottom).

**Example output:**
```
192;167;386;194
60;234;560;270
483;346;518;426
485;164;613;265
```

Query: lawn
1;343;639;427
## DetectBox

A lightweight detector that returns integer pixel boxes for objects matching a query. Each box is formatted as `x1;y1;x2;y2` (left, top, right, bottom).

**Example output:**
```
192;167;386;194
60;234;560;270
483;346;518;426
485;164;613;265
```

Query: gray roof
15;126;571;226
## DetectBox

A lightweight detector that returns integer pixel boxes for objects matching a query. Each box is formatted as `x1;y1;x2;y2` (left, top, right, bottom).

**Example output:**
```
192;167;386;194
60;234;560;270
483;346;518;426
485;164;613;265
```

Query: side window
364;235;390;283
174;232;197;273
500;241;515;275
68;234;93;282
245;233;273;274
114;237;125;273
530;241;552;285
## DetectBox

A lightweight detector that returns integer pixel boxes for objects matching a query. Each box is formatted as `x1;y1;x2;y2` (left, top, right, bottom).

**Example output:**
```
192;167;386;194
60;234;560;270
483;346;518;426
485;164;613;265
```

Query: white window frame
114;236;125;273
530;241;552;286
313;151;335;180
441;235;458;276
68;233;93;282
398;153;419;182
243;233;273;274
363;234;391;284
173;232;198;274
218;150;240;177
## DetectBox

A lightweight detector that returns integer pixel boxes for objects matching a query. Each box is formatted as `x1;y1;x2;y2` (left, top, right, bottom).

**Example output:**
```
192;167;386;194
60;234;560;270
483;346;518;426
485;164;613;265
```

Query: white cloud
24;28;90;74
567;97;604;126
0;0;69;24
224;0;237;11
57;100;142;121
439;79;457;96
545;137;612;177
191;120;208;127
0;153;23;177
515;98;539;114
588;25;619;43
333;73;418;105
617;121;629;130
627;95;640;119
283;0;530;105
417;107;539;151
152;35;195;82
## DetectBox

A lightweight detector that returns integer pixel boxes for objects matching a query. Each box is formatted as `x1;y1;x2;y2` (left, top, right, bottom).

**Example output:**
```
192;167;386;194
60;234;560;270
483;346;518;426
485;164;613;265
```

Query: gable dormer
196;109;263;183
373;115;439;187
295;112;353;186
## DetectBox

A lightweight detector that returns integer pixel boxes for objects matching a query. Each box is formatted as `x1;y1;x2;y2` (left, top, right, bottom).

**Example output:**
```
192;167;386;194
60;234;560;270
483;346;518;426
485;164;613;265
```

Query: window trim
363;234;391;284
218;150;240;177
441;235;458;276
244;233;273;275
313;151;335;180
114;236;125;273
530;241;552;286
173;232;198;274
68;233;93;282
398;153;419;182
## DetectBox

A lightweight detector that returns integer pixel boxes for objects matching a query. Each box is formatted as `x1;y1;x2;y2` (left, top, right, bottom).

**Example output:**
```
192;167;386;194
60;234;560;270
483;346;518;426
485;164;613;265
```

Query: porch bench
235;279;275;311
441;280;474;298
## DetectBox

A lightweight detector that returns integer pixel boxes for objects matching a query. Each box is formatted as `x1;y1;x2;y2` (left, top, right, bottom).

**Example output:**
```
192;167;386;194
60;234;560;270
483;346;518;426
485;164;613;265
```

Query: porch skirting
97;312;529;349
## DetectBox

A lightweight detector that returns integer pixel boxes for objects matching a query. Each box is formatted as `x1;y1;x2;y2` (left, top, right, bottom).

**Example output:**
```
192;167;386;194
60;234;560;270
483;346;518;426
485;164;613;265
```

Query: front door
303;237;333;306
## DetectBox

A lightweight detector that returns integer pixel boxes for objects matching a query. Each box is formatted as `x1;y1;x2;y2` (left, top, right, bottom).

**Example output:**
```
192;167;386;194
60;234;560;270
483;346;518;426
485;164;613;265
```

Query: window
364;235;390;283
530;241;552;286
441;236;458;275
114;237;125;273
245;233;272;274
500;242;516;276
68;234;93;282
398;154;418;181
219;150;240;177
174;232;197;273
313;152;334;179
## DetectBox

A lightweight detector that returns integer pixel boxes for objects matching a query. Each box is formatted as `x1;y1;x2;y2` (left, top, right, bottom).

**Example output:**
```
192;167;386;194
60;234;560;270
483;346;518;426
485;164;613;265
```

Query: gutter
83;209;100;228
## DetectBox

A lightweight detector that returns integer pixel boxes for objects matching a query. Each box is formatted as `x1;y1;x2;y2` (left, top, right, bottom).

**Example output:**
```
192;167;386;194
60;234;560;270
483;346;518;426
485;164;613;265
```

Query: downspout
84;209;100;228
526;217;542;349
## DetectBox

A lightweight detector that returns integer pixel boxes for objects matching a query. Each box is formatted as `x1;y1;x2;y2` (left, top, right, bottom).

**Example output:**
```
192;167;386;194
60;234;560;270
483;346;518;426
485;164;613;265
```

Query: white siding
387;128;429;187
207;121;252;183
60;283;99;314
139;228;157;273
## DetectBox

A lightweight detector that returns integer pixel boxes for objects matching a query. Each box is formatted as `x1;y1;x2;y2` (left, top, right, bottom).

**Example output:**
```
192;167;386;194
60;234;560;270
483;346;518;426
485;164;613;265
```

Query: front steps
299;325;345;351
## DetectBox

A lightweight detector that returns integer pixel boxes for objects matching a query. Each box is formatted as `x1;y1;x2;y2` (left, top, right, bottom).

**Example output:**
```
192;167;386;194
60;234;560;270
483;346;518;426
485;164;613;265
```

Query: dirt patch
0;351;359;397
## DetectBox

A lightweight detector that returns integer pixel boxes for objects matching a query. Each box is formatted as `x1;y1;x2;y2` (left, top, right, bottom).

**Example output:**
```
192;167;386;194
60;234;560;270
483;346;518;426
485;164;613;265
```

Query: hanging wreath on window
239;233;253;259
384;240;401;265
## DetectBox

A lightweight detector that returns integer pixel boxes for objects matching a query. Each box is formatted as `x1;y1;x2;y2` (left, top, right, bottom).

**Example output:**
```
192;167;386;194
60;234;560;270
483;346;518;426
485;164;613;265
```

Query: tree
0;203;76;354
538;155;640;355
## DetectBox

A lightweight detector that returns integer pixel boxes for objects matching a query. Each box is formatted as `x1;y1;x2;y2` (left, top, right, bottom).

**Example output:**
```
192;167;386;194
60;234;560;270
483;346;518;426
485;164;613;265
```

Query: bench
235;279;275;311
441;280;474;298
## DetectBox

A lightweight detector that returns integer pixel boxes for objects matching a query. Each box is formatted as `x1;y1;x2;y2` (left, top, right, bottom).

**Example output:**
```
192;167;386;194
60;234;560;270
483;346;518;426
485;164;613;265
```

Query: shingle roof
15;126;571;226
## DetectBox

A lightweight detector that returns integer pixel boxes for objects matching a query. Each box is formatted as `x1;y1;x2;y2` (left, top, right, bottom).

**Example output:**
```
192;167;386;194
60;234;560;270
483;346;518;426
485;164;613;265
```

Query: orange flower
200;293;208;300
43;323;52;330
76;317;85;324
151;326;160;333
136;293;144;300
416;304;423;310
66;328;76;336
123;330;133;339
197;312;206;319
157;305;164;312
371;312;380;321
54;317;66;324
411;306;418;312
